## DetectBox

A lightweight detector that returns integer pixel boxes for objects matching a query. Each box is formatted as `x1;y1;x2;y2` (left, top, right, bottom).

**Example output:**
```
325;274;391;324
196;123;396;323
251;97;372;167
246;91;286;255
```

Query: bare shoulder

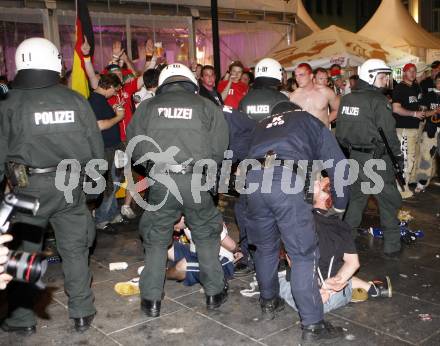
316;85;337;99
289;88;302;100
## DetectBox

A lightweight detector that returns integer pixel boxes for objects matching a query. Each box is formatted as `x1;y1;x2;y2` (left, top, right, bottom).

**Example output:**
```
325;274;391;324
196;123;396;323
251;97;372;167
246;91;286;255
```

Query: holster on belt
6;162;29;188
372;138;386;159
338;140;351;158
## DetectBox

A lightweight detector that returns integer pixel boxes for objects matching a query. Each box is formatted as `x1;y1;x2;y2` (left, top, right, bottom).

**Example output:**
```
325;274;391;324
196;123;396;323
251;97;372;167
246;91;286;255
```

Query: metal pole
188;17;197;64
211;0;221;78
126;16;132;61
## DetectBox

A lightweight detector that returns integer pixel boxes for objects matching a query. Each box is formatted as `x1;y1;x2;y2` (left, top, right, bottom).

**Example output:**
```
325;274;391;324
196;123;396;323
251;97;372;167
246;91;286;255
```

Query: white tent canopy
296;0;320;33
358;0;440;60
270;25;419;71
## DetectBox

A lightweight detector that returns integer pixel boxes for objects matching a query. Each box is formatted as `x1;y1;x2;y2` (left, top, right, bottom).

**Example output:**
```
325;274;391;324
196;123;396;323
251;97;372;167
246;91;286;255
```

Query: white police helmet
15;37;62;73
358;59;391;85
255;58;283;82
158;63;199;90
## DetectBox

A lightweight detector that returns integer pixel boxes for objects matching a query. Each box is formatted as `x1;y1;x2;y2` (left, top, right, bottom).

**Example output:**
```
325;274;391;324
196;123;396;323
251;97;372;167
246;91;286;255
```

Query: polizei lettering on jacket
158;107;193;119
34;111;75;125
246;105;270;114
341;106;360;116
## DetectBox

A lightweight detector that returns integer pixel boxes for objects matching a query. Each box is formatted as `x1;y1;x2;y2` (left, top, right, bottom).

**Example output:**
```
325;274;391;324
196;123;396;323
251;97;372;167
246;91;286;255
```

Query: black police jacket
335;80;401;158
127;83;229;165
239;85;288;122
0;83;104;178
248;109;350;210
222;106;256;162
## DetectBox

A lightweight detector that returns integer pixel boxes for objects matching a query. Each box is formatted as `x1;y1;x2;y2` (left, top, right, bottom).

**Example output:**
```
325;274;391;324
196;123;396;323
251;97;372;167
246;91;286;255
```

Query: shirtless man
290;63;339;127
313;67;329;87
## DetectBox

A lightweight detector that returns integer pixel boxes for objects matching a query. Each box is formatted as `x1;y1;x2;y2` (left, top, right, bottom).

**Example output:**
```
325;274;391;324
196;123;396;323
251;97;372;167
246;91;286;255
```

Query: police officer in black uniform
239;58;288;121
0;38;104;334
126;63;229;317
234;58;288;275
336;59;403;257
245;100;349;342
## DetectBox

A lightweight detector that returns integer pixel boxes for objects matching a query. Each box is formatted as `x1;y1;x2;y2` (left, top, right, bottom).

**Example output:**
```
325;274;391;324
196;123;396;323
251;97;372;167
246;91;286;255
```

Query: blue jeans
279;276;352;314
95;160;120;224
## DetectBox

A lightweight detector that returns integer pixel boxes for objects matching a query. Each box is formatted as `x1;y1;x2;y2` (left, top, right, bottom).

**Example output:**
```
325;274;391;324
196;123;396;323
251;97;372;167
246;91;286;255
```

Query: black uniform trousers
6;173;96;327
138;173;225;301
245;169;323;326
344;151;402;253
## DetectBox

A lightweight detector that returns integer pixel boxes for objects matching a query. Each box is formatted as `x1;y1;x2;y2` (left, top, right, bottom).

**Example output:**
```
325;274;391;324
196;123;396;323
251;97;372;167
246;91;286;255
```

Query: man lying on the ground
278;178;392;313
166;217;242;286
114;218;241;296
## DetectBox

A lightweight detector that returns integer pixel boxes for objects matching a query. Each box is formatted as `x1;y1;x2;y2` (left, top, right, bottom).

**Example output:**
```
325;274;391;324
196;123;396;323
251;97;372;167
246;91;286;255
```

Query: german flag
71;0;94;98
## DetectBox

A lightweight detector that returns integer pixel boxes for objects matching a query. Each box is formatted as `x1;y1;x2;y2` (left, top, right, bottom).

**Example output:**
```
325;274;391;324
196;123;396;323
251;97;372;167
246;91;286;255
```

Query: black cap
431;60;440;69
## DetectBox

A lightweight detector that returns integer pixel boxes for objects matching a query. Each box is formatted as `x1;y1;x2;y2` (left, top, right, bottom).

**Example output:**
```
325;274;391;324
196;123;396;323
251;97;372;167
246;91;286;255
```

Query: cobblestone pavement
1;184;439;346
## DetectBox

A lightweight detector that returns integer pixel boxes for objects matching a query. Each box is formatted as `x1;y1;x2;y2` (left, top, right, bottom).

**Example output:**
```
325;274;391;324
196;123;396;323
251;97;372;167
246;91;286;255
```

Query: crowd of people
0;35;439;344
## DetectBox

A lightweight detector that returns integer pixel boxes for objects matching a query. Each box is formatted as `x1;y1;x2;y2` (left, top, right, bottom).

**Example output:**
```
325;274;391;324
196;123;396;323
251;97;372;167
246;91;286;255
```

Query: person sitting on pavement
166;216;242;286
278;178;393;313
114;217;242;296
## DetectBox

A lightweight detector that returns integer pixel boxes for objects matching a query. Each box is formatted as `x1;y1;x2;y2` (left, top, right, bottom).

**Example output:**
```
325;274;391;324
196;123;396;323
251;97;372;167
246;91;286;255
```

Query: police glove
325;207;345;220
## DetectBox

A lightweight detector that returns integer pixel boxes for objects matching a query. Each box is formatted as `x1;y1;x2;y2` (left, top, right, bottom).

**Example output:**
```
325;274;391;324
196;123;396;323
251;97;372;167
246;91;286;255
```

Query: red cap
330;69;342;77
402;63;416;72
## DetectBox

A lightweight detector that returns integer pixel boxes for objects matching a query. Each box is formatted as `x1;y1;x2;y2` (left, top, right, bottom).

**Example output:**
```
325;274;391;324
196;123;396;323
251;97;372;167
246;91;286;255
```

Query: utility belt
255;158;299;172
6;162;72;188
341;144;385;159
251;153;314;204
147;162;195;175
349;146;376;154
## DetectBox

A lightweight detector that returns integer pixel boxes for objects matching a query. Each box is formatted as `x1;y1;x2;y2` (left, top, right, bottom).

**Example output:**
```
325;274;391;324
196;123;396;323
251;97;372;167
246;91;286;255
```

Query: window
327;0;333;15
433;8;440;32
316;0;323;14
336;0;343;16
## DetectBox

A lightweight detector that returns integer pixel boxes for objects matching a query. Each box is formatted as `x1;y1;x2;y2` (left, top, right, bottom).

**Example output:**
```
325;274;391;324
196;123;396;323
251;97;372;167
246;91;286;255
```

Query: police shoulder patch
266;115;285;129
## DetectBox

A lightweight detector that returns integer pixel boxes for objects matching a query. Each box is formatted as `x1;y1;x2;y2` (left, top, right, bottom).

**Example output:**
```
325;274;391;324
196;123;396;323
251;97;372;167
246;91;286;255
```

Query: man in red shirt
217;61;248;109
105;64;139;142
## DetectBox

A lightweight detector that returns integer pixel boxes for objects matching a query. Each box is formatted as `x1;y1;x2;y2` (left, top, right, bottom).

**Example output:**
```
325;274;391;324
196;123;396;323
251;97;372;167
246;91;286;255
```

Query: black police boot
206;284;228;310
301;320;343;344
73;314;95;333
260;296;285;321
141;299;161;317
1;322;36;336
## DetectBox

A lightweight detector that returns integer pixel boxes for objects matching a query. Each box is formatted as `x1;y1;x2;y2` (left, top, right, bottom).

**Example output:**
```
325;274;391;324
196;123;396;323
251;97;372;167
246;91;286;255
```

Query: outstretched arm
81;36;99;90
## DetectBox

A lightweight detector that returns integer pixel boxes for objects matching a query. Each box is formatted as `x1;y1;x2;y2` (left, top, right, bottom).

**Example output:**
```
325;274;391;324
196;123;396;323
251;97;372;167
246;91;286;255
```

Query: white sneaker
110;213;124;224
121;205;136;219
414;183;426;194
96;221;110;230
